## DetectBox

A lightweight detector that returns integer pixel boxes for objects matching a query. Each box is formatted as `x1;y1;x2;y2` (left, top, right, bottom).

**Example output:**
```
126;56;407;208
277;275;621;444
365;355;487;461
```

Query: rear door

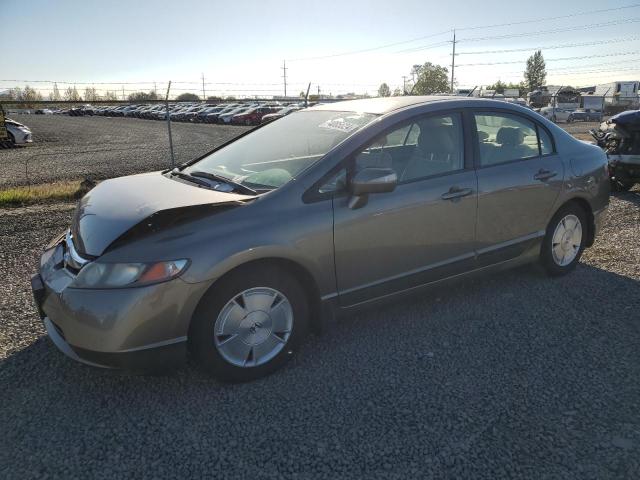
472;111;563;265
332;111;478;306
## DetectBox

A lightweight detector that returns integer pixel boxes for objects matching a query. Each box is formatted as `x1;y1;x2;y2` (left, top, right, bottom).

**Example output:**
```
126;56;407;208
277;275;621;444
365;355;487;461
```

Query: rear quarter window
538;126;554;155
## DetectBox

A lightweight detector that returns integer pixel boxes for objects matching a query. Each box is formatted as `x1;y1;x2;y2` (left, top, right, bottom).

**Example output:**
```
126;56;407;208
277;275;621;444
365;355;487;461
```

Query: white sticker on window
318;118;359;132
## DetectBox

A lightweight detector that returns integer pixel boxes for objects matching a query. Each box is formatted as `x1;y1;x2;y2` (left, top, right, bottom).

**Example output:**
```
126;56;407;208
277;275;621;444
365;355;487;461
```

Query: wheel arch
188;257;325;340
552;197;595;247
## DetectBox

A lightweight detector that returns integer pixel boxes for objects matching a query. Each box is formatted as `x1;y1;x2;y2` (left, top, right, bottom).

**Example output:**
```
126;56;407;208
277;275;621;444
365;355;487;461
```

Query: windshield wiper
169;168;212;188
189;170;257;195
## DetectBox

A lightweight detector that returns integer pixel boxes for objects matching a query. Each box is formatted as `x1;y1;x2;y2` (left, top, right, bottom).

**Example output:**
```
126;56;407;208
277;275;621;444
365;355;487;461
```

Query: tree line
2;50;549;105
378;50;548;98
0;85;217;104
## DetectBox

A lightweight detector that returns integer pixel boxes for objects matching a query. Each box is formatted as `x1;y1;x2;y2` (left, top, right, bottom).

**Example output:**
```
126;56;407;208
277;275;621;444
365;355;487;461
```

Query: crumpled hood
71;171;252;256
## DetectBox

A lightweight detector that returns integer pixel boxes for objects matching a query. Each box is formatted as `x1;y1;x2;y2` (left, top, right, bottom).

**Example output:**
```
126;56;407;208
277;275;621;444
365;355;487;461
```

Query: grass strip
0;181;84;207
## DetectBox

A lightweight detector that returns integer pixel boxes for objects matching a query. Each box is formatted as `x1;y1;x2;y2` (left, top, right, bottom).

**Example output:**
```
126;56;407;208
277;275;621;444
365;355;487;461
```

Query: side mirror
349;167;397;209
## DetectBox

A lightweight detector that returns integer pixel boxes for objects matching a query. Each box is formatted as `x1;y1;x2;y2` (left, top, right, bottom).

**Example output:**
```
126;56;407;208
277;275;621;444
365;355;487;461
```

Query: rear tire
540;203;587;277
190;265;309;382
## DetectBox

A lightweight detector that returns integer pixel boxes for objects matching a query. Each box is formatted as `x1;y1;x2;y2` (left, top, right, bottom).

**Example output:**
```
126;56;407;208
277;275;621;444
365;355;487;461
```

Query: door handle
441;187;473;200
534;169;558;181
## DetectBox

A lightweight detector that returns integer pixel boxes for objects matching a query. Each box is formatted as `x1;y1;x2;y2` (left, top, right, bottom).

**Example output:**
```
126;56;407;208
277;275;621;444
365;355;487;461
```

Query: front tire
540;204;587;277
190;265;309;382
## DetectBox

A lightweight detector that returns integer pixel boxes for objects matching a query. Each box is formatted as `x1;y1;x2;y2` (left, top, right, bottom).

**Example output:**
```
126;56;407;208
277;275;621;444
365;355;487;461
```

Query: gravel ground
560;121;602;142
0;187;639;478
0;114;250;187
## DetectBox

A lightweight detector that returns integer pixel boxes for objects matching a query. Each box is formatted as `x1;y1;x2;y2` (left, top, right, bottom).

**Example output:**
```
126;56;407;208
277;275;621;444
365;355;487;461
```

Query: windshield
185;110;377;189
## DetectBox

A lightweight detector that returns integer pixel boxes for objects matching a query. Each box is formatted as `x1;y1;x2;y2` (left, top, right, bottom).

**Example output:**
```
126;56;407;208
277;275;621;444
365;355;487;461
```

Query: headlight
71;259;189;289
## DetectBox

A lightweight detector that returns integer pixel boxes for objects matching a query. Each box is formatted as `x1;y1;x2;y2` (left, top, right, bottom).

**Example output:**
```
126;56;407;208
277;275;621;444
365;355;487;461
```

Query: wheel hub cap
239;311;271;345
551;214;582;267
213;287;293;368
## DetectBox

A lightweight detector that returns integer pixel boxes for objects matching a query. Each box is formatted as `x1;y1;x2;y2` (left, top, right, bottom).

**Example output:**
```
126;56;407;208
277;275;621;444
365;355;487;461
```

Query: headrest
417;125;456;153
496;127;524;146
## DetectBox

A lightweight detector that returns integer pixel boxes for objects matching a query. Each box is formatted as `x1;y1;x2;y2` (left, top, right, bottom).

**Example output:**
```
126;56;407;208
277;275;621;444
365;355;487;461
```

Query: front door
332;111;478;307
472;111;564;265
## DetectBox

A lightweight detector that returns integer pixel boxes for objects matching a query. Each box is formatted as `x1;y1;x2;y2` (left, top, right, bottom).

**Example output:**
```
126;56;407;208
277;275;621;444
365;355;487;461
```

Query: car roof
307;96;527;115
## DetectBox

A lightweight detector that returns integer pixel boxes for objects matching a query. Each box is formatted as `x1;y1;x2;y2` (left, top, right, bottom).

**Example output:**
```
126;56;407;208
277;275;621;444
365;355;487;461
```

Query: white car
4;119;33;146
539;107;575;123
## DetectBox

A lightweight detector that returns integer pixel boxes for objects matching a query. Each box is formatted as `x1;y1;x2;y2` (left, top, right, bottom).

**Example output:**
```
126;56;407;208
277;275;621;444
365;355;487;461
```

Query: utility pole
122;85;125;101
402;76;407;95
201;73;206;100
154;82;157;96
317;85;320;97
450;29;457;93
281;60;288;98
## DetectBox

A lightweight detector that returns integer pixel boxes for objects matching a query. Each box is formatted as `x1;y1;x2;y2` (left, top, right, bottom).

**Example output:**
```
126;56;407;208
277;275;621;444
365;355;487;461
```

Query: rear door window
474;113;540;166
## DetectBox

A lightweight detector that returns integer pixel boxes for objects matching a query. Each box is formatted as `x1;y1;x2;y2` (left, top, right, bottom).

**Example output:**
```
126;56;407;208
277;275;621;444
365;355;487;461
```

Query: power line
457;50;640;67
287;29;452;62
287;3;640;62
504;57;640;74
393;40;451;54
551;57;640;72
549;66;640;76
455;3;640;32
459;17;640;42
456;36;640;55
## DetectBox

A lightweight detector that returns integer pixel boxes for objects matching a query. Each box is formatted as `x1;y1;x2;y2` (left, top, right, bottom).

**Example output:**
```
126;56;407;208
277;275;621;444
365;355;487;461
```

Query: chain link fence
0;100;295;189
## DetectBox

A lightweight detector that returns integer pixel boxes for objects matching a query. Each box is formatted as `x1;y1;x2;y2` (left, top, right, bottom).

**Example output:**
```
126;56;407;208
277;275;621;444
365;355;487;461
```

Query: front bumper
608;155;640;183
31;242;210;370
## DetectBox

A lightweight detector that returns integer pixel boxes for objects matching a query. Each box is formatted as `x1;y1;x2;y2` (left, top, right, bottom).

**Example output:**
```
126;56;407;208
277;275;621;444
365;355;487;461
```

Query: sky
3;0;640;98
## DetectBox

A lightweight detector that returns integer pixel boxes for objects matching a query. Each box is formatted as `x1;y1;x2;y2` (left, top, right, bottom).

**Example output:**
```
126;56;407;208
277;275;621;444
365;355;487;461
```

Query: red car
231;106;280;126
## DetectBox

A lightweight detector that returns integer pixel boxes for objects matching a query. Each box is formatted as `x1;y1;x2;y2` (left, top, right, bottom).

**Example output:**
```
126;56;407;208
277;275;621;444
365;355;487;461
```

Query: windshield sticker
318;118;360;132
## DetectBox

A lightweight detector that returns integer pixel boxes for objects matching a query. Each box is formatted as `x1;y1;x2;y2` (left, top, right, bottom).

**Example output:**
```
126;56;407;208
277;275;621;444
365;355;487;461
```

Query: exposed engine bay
590;110;640;191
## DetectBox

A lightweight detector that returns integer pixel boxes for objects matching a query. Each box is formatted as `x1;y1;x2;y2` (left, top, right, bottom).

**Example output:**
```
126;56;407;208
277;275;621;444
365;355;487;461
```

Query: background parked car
261;105;301;123
219;105;257;124
567;109;603;123
539;107;574;123
231;106;280;125
4;118;33;146
194;106;225;123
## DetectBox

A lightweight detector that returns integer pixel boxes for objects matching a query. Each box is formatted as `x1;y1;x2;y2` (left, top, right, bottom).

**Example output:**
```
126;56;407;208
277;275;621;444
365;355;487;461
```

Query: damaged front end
590;110;640;191
31;172;257;369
